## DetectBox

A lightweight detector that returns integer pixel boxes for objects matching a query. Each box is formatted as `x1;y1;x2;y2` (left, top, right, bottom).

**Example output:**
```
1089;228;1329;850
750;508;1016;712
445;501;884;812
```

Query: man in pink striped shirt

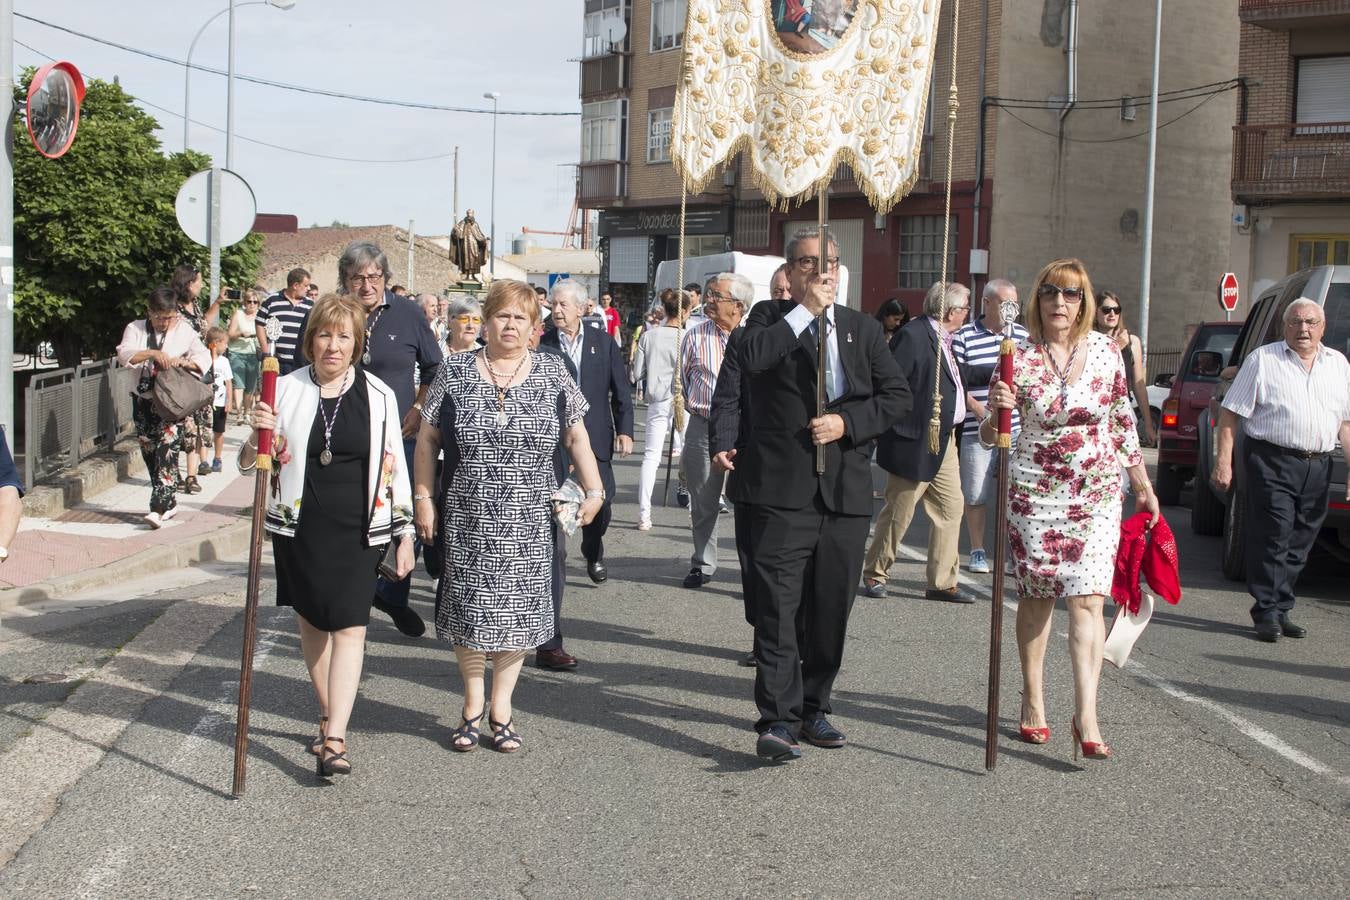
679;273;752;588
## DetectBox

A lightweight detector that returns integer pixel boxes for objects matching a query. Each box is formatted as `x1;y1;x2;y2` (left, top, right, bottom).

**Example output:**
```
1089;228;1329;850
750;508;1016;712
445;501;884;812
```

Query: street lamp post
484;91;500;277
183;0;296;155
182;0;294;303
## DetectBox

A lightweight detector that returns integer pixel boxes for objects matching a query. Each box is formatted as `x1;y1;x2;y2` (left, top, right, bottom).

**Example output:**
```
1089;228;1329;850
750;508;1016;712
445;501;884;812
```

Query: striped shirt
1222;340;1350;453
952;317;1028;437
257;293;313;374
680;317;732;418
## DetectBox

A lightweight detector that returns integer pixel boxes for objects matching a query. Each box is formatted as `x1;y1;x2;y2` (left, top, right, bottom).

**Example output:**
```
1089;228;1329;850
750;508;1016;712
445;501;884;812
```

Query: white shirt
558;328;585;388
784;304;847;401
1222;340;1350;453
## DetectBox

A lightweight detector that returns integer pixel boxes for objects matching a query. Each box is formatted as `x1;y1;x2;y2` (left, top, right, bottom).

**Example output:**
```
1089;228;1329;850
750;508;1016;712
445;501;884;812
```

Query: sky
17;0;584;250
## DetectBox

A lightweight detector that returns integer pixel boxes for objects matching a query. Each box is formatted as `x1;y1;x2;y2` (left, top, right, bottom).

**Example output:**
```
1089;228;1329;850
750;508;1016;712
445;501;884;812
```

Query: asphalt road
0;435;1346;898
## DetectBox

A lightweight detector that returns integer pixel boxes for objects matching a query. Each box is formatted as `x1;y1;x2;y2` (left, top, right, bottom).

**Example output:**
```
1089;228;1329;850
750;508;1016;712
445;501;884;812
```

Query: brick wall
1238;21;1293;125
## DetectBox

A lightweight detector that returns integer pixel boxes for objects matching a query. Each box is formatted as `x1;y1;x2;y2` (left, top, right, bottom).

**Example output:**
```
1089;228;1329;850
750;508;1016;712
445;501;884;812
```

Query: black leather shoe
800;716;847;749
926;585;978;604
756;726;801;763
737;650;757;667
373;598;426;637
1253;619;1280;643
682;568;711;588
587;559;608;584
1278;614;1307;639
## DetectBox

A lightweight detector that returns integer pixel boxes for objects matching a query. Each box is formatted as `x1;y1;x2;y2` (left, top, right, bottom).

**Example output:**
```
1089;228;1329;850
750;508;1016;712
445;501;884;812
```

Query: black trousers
1243;439;1331;622
539;520;567;652
749;496;869;735
580;459;616;563
734;500;757;627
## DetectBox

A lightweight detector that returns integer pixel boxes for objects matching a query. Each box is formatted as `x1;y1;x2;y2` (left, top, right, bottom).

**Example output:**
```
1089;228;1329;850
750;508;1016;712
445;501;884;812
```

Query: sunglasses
1038;284;1084;302
454;314;482;324
1099;305;1121;315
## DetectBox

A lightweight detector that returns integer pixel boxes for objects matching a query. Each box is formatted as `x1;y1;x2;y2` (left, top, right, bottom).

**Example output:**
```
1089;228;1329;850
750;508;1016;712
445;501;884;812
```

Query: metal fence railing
24;358;139;487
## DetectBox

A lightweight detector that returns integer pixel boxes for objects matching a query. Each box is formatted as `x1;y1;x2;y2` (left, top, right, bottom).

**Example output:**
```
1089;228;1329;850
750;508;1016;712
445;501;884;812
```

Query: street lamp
484;91;500;276
183;0;296;158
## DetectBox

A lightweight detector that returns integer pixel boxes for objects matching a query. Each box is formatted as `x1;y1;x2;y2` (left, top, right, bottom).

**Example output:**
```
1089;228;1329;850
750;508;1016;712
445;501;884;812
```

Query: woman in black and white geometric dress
414;280;606;754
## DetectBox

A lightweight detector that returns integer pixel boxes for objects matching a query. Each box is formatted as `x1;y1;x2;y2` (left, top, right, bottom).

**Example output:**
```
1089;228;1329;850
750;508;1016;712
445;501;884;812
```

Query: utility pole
2;0;17;439
407;219;416;293
1138;0;1162;358
452;146;459;225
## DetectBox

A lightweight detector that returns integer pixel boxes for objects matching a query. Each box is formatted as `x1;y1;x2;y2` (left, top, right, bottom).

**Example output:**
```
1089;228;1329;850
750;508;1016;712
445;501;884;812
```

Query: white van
651;252;853;310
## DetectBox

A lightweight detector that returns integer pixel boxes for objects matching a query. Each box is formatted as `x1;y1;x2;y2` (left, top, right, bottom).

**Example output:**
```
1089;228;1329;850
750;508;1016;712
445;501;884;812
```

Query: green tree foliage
14;72;263;367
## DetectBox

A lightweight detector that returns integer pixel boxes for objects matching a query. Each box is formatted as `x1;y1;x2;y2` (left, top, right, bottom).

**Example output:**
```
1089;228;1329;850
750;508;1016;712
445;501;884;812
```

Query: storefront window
899;215;958;290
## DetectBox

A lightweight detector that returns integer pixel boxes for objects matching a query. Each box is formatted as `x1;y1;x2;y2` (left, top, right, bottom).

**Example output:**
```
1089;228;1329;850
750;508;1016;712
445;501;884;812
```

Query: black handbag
377;539;404;581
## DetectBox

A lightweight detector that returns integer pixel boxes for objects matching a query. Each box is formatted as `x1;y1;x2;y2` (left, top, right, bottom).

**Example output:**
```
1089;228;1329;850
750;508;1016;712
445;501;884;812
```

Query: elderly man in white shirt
1213;297;1350;642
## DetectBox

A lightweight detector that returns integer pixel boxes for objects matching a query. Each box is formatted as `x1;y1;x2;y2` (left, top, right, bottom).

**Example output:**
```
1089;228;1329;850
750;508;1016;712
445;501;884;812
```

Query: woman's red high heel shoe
1071;716;1111;761
1019;724;1051;745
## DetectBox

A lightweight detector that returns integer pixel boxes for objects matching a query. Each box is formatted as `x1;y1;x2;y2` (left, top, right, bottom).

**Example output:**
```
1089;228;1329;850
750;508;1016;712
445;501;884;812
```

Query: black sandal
450;710;484;752
307;715;329;757
489;718;522;754
317;736;351;777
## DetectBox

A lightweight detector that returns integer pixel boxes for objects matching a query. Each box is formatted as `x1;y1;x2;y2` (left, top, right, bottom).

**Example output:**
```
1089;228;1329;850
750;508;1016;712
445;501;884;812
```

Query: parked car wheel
1155;463;1182;507
1191;471;1225;536
1221;487;1246;581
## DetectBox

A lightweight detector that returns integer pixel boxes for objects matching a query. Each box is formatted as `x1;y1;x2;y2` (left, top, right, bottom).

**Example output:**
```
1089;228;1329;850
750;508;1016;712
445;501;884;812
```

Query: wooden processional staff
231;357;279;797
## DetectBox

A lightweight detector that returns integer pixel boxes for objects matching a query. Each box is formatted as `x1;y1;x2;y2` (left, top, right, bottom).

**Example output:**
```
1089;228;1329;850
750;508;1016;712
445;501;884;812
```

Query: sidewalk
1;423;256;606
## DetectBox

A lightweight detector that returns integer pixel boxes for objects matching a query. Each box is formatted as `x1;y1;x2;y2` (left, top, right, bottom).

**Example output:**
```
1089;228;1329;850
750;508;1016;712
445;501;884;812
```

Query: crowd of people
115;231;1348;775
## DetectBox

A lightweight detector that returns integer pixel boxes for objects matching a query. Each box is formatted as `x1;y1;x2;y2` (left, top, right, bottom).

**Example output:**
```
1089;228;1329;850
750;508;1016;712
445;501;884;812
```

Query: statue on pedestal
450;209;489;280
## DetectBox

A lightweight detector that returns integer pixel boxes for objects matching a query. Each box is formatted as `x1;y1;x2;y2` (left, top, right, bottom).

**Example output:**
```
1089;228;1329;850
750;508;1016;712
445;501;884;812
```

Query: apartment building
580;1;1237;350
1229;0;1350;302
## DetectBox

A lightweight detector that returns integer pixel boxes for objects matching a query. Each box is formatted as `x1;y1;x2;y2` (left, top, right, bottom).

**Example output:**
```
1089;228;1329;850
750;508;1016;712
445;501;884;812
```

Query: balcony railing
1232;121;1350;201
579;160;627;205
1239;0;1350;26
581;53;628;98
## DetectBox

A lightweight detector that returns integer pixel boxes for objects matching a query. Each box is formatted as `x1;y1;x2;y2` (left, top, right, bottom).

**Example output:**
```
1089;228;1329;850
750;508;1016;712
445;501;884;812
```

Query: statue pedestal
449;280;486;295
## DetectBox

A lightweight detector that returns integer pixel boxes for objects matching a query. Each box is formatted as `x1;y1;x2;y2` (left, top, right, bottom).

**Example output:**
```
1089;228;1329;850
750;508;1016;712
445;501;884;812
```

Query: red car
1154;321;1242;506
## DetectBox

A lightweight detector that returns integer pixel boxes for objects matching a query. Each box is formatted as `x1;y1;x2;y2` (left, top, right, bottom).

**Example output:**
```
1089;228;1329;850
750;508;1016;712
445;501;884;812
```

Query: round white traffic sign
175;168;257;248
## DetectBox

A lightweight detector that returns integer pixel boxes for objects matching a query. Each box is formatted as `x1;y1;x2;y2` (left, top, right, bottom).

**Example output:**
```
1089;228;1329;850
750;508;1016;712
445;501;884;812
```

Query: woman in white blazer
250;293;415;777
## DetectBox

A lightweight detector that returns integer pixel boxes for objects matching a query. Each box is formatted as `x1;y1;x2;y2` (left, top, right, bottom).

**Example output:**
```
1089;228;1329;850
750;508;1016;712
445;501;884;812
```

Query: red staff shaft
985;334;1015;771
232;357;279;798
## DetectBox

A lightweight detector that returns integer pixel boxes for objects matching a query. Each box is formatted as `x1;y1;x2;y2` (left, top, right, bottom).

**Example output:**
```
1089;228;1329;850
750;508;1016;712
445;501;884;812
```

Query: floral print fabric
1006;331;1142;599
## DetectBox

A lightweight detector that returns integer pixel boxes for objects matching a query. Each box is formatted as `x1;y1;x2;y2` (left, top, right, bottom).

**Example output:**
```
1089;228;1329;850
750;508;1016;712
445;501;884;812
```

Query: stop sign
1218;272;1239;312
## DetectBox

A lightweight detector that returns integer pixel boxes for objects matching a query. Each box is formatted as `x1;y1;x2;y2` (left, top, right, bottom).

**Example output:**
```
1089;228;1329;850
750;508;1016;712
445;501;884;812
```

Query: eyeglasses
1099;306;1121;315
454;314;483;324
792;256;841;272
704;290;735;304
948;305;970;313
1286;317;1322;328
347;273;385;286
1037;284;1084;302
149;313;180;324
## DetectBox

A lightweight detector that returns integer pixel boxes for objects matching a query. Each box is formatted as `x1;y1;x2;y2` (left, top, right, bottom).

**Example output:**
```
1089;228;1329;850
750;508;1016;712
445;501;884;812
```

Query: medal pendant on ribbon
361;351;371;366
319;448;333;466
494;411;508;429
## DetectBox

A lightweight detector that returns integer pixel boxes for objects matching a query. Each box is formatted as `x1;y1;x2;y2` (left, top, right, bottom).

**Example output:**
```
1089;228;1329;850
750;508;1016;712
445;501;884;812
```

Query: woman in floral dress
983;258;1159;761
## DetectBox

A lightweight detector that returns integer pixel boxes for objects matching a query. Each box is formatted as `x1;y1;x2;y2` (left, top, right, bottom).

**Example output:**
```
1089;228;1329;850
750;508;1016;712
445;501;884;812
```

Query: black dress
272;370;382;631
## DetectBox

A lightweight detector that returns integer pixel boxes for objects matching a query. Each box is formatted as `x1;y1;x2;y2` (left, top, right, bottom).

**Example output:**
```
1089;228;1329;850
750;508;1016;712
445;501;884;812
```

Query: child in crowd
205;327;232;473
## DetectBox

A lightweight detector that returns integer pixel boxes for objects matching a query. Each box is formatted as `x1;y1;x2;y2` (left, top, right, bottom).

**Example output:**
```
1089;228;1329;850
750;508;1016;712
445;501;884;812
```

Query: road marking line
168;624;283;768
888;542;1346;783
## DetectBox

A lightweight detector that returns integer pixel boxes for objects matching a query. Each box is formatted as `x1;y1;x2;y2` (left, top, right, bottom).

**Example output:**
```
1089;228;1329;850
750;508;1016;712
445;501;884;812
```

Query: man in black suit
710;263;791;669
540;281;635;588
861;281;977;604
738;231;911;762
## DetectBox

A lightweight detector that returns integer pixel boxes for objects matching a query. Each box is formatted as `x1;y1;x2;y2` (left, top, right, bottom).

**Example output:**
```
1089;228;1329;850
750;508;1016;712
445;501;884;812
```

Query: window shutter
1296;57;1350;125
